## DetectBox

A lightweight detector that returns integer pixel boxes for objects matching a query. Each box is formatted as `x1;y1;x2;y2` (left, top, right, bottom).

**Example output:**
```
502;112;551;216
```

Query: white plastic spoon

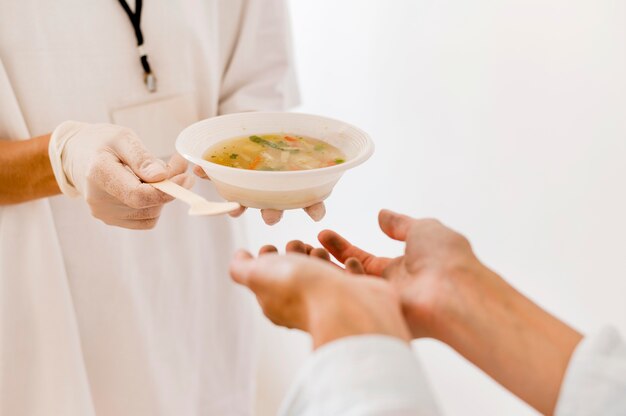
150;180;241;216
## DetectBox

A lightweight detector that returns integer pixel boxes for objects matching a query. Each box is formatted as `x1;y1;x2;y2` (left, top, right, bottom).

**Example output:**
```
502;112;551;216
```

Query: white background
248;1;626;415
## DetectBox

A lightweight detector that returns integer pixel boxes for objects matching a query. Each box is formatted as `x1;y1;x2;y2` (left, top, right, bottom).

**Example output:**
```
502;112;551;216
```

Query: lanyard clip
144;72;157;93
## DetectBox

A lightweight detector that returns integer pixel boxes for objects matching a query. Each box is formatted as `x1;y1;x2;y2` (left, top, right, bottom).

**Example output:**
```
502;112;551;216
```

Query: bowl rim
176;111;375;177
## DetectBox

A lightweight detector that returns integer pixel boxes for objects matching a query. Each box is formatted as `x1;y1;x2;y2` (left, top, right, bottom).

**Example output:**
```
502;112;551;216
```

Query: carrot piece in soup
248;155;262;170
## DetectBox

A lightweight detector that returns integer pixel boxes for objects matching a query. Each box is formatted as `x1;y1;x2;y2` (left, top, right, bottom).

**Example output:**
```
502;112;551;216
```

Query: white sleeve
218;0;300;114
555;327;626;416
278;336;441;416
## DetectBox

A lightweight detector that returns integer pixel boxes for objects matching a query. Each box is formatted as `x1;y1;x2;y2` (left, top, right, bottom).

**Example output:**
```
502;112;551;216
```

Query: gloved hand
49;121;193;229
192;165;326;225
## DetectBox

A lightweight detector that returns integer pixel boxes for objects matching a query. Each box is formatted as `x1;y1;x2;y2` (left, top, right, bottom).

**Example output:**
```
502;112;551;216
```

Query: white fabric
555;327;626;416
284;329;626;416
0;1;297;415
279;336;441;416
0;59;96;416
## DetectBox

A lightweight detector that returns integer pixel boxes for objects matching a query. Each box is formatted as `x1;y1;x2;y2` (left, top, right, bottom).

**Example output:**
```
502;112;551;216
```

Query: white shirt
0;1;297;415
280;336;441;416
282;330;626;416
555;327;626;416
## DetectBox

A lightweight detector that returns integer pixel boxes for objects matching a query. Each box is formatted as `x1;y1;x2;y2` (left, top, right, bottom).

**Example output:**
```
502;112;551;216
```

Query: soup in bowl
204;133;347;171
176;112;374;210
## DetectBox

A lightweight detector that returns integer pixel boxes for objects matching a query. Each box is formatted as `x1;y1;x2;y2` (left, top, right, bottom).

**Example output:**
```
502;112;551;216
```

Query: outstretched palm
318;209;478;339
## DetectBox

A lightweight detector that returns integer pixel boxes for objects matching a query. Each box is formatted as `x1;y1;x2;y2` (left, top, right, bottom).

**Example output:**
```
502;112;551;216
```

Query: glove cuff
48;121;86;198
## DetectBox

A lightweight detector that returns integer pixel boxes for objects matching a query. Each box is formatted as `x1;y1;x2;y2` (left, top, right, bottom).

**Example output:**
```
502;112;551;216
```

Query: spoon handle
150;179;241;216
151;179;205;204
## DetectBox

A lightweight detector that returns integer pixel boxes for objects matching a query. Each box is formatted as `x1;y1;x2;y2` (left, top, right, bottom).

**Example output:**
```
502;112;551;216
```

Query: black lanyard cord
117;0;157;92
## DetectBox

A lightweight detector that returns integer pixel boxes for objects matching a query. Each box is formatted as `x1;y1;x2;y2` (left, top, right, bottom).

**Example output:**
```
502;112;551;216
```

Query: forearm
0;134;60;204
442;266;582;415
305;277;412;350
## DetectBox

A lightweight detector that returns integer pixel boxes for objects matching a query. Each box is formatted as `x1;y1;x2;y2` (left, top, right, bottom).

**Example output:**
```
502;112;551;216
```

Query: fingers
89;199;162;230
193;165;209;179
318;229;371;262
318;229;392;276
169;171;195;190
231;251;338;287
259;245;278;255
259;202;325;225
229;206;247;218
236;235;367;295
98;133;193;208
265;241;332;265
345;257;365;274
286;240;307;254
229;252;341;326
261;209;283;226
378;209;415;242
109;218;160;230
229;250;255;286
110;132;169;183
88;152;175;209
89;198;163;228
230;250;296;291
259;242;328;263
310;248;331;261
257;242;310;256
167;154;189;177
185;200;323;224
304;202;326;222
122;206;163;221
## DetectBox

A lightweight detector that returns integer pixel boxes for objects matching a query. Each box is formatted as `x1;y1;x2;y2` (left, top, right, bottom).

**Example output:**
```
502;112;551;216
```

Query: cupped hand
193;165;326;225
257;239;365;274
229;245;411;348
314;211;584;415
52;121;194;229
318;209;485;339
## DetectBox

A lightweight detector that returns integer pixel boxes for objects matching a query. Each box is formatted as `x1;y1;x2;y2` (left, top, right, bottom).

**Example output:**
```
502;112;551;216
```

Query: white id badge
111;94;199;158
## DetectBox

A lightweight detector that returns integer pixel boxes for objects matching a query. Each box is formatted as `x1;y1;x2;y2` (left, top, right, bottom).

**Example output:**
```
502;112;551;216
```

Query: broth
204;133;346;171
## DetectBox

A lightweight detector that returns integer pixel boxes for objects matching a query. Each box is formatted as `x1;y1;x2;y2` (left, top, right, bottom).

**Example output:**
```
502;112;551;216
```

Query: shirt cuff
279;335;441;416
555;326;626;416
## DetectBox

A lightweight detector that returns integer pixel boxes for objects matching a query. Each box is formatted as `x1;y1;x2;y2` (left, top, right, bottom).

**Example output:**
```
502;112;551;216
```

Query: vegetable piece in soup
203;134;346;171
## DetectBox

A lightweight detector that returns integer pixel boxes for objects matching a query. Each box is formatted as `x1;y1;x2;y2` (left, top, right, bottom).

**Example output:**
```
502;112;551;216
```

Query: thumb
378;209;414;241
111;131;168;183
229;250;255;286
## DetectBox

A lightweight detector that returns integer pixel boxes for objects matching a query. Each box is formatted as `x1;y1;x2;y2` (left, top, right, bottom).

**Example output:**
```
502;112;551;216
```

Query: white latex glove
49;121;193;230
192;165;326;225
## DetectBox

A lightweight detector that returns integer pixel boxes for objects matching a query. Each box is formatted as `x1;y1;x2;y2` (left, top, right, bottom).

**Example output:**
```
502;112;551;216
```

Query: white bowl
176;112;374;210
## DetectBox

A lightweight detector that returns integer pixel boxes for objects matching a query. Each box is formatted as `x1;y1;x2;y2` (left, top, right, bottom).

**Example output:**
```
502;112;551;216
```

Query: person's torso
0;1;257;414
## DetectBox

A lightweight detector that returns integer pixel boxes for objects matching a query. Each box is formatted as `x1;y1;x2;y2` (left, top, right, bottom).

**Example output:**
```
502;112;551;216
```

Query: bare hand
318;209;482;339
229;245;411;348
258;240;366;274
317;209;583;415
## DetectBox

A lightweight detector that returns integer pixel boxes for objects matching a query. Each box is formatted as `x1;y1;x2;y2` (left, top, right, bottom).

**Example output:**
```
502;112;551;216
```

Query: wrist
0;134;61;204
305;277;411;349
400;261;493;343
49;121;86;197
431;264;582;414
304;278;355;348
431;263;516;347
